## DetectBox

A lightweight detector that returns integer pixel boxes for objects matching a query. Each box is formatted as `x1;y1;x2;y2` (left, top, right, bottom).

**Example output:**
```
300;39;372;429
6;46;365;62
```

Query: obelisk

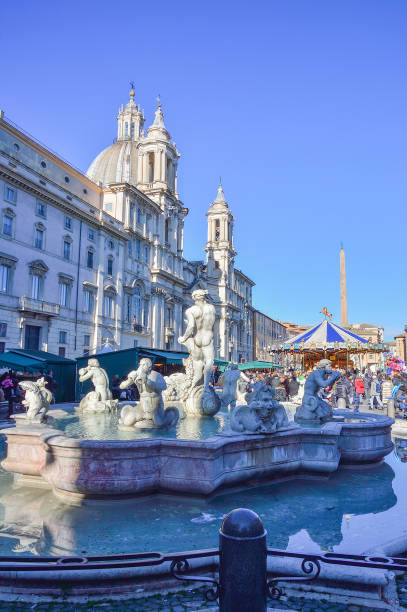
340;244;348;326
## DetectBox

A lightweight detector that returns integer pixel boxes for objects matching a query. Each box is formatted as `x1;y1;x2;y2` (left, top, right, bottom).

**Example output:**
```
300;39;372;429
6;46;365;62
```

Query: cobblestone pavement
0;586;395;611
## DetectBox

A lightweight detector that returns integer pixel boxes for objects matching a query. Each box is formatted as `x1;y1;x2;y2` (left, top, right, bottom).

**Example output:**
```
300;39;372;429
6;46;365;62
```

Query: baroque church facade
0;90;254;362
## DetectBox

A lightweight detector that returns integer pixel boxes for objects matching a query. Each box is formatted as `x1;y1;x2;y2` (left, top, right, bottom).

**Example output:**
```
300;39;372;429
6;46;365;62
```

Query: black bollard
219;508;267;612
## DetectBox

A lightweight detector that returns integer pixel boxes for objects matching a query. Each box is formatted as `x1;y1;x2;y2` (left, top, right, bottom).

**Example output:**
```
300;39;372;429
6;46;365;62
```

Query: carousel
280;313;385;371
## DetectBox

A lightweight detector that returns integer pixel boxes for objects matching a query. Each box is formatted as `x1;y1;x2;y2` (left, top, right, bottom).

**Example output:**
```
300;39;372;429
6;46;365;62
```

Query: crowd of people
234;366;407;416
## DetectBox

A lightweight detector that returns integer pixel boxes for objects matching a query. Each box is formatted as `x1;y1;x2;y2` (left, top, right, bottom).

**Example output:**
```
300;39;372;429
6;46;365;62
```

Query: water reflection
0;459;396;557
393;436;407;462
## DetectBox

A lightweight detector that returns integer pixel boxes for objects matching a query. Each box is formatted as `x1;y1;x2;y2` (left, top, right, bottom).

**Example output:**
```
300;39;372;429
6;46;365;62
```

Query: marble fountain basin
0;408;394;503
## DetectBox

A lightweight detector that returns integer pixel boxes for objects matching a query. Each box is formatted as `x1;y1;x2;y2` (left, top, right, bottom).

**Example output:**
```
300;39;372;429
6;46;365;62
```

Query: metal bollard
219;508;267;612
387;399;395;419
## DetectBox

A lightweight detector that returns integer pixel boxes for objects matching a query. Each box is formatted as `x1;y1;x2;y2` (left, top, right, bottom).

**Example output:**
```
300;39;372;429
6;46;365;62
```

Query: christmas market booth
280;319;385;371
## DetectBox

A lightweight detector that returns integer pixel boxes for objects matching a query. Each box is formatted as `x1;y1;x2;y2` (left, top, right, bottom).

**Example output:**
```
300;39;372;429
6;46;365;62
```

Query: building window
137;208;143;224
59;282;70;307
166;157;172;184
215;219;220;240
88;228;95;241
144;245;150;264
107;257;113;276
13;143;20;152
65;216;72;230
63;239;71;260
125;294;132;323
0;266;9;294
87;249;94;269
130;122;135;139
59;330;67;344
127;240;132;256
135;239;141;260
104;294;114;318
133;287;142;324
129;202;135;225
108;239;114;249
36;201;46;217
3;215;12;237
41;160;47;168
105;203;113;212
146;214;151;233
31;274;41;300
0;342;5;353
4;185;17;204
35;228;44;249
83;188;88;194
64;176;70;184
143;299;149;327
0;323;7;337
148;152;154;182
84;289;95;313
124;122;129;138
165;218;170;243
84;334;90;347
58;346;66;357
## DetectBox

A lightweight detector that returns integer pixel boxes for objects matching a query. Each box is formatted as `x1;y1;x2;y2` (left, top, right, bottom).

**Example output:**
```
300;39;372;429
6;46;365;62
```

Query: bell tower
205;181;236;279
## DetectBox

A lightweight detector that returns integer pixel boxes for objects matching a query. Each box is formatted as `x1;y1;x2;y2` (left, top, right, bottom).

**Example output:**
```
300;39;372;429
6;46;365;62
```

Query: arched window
124;122;129;139
148;152;154;183
130;122;135;139
215;219;220;241
133;286;142;324
165;218;170;244
166;157;172;184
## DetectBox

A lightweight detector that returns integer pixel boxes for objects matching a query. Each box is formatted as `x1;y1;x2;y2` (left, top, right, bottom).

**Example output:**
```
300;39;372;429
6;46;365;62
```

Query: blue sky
1;0;406;340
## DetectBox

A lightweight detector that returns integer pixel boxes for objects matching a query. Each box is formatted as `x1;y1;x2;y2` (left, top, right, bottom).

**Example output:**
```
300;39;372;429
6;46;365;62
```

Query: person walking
369;376;383;410
1;372;15;418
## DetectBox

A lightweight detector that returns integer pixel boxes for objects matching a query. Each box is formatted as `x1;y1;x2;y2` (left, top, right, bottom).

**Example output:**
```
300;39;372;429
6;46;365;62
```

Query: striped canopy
282;319;368;350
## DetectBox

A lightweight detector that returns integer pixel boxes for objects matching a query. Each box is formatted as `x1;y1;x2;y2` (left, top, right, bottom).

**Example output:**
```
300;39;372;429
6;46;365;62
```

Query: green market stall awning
140;349;188;365
237;361;282;371
3;349;76;403
0;352;43;372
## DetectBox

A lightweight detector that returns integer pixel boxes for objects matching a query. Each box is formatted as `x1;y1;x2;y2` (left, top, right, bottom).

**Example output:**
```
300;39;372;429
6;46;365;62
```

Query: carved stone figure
119;358;179;428
229;383;290;434
162;373;186;402
19;377;52;423
78;358;119;413
221;365;250;410
295;359;341;423
178;289;220;416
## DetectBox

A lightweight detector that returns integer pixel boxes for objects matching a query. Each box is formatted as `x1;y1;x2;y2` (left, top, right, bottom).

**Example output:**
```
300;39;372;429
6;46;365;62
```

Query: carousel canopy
282;319;368;351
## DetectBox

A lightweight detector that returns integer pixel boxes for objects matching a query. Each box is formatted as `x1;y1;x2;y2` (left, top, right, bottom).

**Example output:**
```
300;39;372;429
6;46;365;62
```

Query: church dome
86;140;139;187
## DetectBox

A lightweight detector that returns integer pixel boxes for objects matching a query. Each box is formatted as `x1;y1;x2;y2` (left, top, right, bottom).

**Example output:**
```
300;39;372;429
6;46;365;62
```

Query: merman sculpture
221;364;250;410
119;358;179;429
78;358;119;413
178;289;220;416
295;359;341;423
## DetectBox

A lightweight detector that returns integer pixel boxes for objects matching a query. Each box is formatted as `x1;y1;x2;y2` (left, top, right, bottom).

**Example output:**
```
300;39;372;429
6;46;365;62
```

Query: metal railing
1;510;407;610
19;296;60;315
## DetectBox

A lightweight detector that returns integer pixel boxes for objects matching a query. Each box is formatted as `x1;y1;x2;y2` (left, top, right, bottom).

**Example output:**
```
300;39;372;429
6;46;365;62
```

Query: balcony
133;323;150;335
19;297;60;316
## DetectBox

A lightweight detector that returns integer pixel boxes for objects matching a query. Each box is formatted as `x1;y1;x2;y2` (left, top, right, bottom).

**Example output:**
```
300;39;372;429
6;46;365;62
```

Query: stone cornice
0;163;128;241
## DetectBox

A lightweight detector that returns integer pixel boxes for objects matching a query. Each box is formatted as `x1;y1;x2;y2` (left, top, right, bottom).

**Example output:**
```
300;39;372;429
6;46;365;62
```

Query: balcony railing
19;297;60;316
133;323;150;335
